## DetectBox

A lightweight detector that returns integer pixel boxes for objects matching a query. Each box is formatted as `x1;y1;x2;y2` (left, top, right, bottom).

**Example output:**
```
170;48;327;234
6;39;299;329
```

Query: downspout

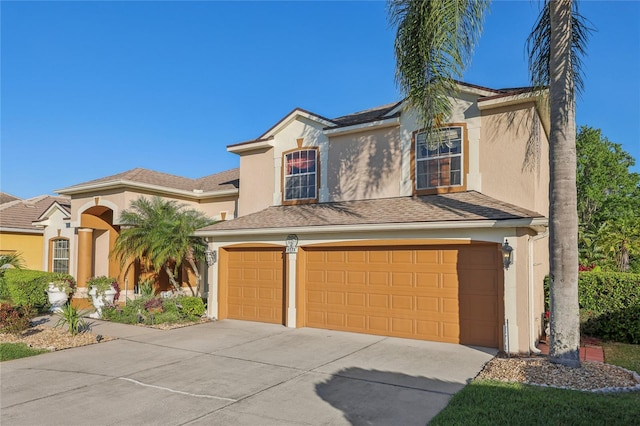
529;229;549;354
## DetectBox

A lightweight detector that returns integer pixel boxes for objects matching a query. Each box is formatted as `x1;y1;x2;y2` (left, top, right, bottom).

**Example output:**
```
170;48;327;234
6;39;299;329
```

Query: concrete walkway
1;318;496;425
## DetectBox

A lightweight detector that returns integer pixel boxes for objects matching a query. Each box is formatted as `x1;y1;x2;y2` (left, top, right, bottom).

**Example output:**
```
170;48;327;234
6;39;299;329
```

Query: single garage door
304;244;501;347
226;248;285;324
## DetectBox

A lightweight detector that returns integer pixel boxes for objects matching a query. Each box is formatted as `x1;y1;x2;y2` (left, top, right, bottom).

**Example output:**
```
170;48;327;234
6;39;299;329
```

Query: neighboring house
0;194;72;271
55;168;239;298
196;82;550;354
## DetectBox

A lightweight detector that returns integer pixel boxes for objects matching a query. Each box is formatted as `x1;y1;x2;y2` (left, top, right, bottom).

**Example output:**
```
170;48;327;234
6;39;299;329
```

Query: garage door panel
416;272;440;288
304;245;500;347
226;248;284;324
390;272;412;287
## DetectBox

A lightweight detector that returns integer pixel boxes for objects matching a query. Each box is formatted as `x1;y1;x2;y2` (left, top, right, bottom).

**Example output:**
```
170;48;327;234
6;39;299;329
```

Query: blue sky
2;1;639;199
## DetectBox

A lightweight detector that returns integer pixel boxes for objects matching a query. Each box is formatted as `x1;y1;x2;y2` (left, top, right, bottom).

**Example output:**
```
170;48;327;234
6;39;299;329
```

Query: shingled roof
0;195;70;231
57;168;239;194
199;191;543;233
330;102;402;128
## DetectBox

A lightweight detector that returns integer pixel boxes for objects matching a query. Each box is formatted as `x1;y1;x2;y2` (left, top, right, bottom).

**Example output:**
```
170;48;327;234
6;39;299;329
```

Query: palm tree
112;196;214;296
0;253;25;277
389;0;590;367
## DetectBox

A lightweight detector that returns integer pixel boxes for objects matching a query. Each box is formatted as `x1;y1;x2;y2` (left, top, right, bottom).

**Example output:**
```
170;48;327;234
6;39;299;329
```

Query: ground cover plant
101;295;205;326
0;342;48;361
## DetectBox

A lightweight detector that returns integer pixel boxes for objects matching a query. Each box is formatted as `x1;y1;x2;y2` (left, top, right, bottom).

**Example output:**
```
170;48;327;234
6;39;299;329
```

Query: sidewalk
536;339;605;362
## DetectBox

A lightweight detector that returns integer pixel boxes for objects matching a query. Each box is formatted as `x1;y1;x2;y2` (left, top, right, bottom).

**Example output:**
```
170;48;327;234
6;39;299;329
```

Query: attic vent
193;189;203;194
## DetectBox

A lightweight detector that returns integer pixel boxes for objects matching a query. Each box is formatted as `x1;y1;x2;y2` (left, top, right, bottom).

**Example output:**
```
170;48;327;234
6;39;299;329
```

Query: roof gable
0;195;70;232
56;168;239;198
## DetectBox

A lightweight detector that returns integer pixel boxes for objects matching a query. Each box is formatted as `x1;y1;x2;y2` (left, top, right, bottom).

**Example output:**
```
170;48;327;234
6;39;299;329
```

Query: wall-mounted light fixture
204;247;217;266
502;240;513;269
286;234;299;254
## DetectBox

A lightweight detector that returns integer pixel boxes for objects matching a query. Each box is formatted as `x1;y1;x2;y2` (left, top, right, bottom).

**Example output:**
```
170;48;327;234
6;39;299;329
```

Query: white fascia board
263;110;336;139
477;92;540;110
227;139;274;154
196;217;548;238
0;227;44;234
323;117;400;137
57;181;238;200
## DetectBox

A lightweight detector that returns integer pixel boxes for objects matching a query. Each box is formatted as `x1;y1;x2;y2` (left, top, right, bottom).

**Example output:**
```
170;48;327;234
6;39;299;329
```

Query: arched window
283;148;319;203
50;238;69;274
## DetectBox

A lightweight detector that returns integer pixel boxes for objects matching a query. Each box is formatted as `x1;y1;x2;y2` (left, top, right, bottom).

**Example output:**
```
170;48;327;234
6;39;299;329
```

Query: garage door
304;245;501;347
226;248;285;324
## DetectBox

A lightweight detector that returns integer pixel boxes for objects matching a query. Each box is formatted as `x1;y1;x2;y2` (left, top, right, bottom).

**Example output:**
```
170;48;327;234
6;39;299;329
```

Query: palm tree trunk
164;265;182;293
185;257;199;297
548;0;580;368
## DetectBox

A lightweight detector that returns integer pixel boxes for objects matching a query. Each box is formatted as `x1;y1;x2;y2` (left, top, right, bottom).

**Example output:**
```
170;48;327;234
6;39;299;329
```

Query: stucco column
286;252;297;328
206;247;219;319
76;228;93;289
503;238;519;353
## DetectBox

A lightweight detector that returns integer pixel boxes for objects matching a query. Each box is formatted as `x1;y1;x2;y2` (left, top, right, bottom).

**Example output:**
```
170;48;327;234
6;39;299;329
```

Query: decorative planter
46;283;69;313
88;286;117;319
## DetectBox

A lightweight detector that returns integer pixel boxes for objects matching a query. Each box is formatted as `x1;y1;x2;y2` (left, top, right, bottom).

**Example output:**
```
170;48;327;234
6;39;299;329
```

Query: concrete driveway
1;318;496;425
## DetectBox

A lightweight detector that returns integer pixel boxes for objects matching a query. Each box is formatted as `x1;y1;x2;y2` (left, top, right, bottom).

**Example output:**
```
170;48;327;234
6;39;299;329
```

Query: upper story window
415;125;465;193
283;148;318;203
51;238;69;274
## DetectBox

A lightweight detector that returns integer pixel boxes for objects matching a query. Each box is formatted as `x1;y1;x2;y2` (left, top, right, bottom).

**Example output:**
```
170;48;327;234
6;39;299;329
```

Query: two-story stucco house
196;82;550;354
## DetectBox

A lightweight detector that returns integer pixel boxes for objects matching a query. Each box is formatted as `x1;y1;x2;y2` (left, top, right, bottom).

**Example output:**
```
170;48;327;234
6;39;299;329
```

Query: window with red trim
415;126;463;190
283;149;317;201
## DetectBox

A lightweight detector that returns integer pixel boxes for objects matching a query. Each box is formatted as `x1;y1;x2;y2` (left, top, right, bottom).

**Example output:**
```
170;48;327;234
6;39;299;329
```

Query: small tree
112;197;214;296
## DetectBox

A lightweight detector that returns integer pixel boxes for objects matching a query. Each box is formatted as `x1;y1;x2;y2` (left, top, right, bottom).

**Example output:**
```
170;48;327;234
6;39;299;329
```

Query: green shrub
546;272;640;343
177;296;206;318
582;304;640;344
0;303;34;334
577;272;640;313
2;269;55;308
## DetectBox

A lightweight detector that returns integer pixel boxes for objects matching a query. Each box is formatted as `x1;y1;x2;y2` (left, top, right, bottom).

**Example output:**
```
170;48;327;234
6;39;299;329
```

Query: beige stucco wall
41;207;76;274
237;147;275;216
327;126;402;201
398;92;483;196
480;102;550;214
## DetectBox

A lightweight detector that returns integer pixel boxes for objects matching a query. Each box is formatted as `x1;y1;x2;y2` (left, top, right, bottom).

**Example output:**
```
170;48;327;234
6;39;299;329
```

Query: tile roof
200;191;544;233
58;168;239;193
0;192;21;204
0;195;70;231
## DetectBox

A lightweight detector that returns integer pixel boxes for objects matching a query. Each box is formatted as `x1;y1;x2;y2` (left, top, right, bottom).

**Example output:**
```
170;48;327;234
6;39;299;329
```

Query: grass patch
0;342;48;361
603;342;640;374
430;380;640;425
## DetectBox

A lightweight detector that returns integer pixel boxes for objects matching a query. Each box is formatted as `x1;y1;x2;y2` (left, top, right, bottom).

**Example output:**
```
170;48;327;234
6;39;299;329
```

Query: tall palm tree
389;0;589;367
112;196;214;296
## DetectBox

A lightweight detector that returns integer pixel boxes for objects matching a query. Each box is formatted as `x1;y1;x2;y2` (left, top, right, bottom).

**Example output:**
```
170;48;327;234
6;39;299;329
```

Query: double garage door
223;244;502;348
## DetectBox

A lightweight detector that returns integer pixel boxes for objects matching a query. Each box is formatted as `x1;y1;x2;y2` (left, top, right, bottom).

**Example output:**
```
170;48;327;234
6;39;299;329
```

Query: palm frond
389;0;489;131
527;0;593;96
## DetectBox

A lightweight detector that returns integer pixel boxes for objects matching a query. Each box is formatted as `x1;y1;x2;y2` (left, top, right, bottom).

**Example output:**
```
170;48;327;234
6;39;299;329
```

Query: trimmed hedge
0;269;75;309
545;272;640;343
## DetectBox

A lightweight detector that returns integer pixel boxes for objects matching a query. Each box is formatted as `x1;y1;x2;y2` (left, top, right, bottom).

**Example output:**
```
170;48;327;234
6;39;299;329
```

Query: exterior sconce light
205;247;217;266
502;240;513;269
286;234;299;254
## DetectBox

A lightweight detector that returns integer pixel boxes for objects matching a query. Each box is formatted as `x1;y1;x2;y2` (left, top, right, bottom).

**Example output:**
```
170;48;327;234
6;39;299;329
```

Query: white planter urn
46;283;69;313
89;286;117;319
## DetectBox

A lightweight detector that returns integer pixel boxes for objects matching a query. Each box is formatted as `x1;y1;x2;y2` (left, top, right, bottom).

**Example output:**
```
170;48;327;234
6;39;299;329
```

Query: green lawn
430;343;640;425
430;380;640;426
603;342;640;374
0;342;49;361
